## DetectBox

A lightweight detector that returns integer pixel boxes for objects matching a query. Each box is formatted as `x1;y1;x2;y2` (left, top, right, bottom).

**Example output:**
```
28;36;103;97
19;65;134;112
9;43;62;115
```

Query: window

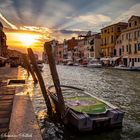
135;58;137;62
134;21;137;26
129;44;131;53
105;38;106;45
134;44;137;53
138;30;140;37
117;27;120;32
126;33;128;39
114;49;116;56
129;58;131;62
129;33;131;39
122;34;124;40
129;23;131;27
138;43;140;51
122;45;124;52
59;51;62;58
119;48;122;56
90;46;94;52
134;31;137;39
126;45;128;52
108;29;109;33
138;58;140;62
111;27;113;32
111;35;114;43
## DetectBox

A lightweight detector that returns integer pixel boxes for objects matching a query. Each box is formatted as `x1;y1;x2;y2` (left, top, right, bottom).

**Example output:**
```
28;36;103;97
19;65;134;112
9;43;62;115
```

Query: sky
0;0;140;55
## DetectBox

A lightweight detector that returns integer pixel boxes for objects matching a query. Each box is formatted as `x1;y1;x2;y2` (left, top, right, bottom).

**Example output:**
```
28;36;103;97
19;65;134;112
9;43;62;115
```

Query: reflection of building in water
0;21;8;57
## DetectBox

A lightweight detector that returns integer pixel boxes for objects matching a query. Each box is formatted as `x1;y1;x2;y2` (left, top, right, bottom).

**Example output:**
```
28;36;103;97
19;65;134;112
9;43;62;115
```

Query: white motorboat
87;59;102;68
67;61;73;66
114;65;138;71
73;63;79;66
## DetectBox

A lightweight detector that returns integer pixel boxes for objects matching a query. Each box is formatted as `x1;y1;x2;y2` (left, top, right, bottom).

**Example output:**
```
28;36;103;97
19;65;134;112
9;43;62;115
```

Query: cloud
59;13;111;31
0;0;13;8
0;12;18;29
77;14;111;25
0;0;21;26
35;0;74;28
112;3;140;23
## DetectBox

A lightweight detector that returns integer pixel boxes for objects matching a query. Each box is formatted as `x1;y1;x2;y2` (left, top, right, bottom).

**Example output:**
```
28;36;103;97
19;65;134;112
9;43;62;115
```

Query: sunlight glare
18;34;39;47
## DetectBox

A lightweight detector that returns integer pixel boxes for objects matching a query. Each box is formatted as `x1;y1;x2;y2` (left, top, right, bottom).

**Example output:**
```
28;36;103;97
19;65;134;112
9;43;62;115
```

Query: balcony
134;37;137;41
128;51;132;54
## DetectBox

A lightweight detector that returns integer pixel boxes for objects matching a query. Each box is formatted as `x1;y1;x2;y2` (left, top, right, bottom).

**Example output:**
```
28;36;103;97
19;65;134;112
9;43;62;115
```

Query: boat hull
87;64;102;68
48;85;124;132
114;66;139;71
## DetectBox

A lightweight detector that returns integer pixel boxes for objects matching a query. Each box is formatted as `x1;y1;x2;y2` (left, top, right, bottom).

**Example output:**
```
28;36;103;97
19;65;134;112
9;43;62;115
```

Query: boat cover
65;97;106;114
49;86;107;114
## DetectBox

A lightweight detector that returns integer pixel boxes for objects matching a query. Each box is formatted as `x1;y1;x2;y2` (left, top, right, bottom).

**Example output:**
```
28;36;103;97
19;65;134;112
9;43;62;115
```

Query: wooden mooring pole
27;48;52;113
22;54;38;83
44;41;65;115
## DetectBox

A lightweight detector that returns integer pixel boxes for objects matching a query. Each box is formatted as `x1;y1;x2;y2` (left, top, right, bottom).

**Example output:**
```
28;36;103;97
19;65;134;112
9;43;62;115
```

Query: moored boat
48;85;124;132
67;61;73;66
114;65;139;71
87;59;102;68
31;63;44;72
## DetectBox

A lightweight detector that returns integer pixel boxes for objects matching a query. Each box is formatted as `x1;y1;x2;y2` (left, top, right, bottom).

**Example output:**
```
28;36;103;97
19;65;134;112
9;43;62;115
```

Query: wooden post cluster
22;54;38;83
44;41;65;115
27;48;52;113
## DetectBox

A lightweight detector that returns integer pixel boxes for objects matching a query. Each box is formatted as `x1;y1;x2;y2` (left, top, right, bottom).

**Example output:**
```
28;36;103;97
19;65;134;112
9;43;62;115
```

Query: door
123;58;127;67
132;58;134;67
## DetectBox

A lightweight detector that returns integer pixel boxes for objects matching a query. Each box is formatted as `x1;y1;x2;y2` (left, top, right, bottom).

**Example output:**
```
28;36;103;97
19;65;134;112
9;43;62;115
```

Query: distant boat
73;63;79;66
80;59;88;67
67;61;73;66
114;65;139;71
87;59;102;68
9;57;20;67
37;63;44;70
48;85;124;132
31;63;44;72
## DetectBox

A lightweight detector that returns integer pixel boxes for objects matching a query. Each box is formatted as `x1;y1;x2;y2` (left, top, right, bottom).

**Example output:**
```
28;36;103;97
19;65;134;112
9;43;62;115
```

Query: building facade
56;43;64;64
78;33;101;60
121;16;140;67
101;22;128;57
0;21;8;57
67;37;78;50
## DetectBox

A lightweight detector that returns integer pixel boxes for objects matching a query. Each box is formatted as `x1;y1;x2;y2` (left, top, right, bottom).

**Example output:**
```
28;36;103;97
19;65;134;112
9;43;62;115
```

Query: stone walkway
0;66;42;140
0;67;18;136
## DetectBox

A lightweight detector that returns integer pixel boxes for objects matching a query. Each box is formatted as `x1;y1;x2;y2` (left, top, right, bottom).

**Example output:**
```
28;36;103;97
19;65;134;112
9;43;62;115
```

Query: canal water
30;64;140;140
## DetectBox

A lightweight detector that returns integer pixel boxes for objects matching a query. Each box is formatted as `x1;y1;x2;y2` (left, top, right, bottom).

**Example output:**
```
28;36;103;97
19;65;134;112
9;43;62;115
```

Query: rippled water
31;64;140;140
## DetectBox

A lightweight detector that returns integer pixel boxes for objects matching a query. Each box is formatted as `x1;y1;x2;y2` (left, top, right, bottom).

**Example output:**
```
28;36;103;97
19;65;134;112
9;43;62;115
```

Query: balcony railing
128;51;132;54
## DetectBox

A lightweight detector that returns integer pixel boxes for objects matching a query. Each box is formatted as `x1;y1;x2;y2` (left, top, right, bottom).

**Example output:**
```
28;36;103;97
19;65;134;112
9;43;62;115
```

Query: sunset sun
18;34;39;47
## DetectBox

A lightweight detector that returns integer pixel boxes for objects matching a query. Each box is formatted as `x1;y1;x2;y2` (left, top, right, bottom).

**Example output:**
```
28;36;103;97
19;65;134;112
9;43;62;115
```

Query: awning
123;56;128;58
63;58;72;62
110;57;120;61
0;56;7;60
100;57;110;61
76;58;82;61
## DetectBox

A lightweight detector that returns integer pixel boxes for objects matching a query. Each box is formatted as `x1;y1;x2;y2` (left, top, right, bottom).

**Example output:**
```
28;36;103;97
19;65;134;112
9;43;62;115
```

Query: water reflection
31;64;140;140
